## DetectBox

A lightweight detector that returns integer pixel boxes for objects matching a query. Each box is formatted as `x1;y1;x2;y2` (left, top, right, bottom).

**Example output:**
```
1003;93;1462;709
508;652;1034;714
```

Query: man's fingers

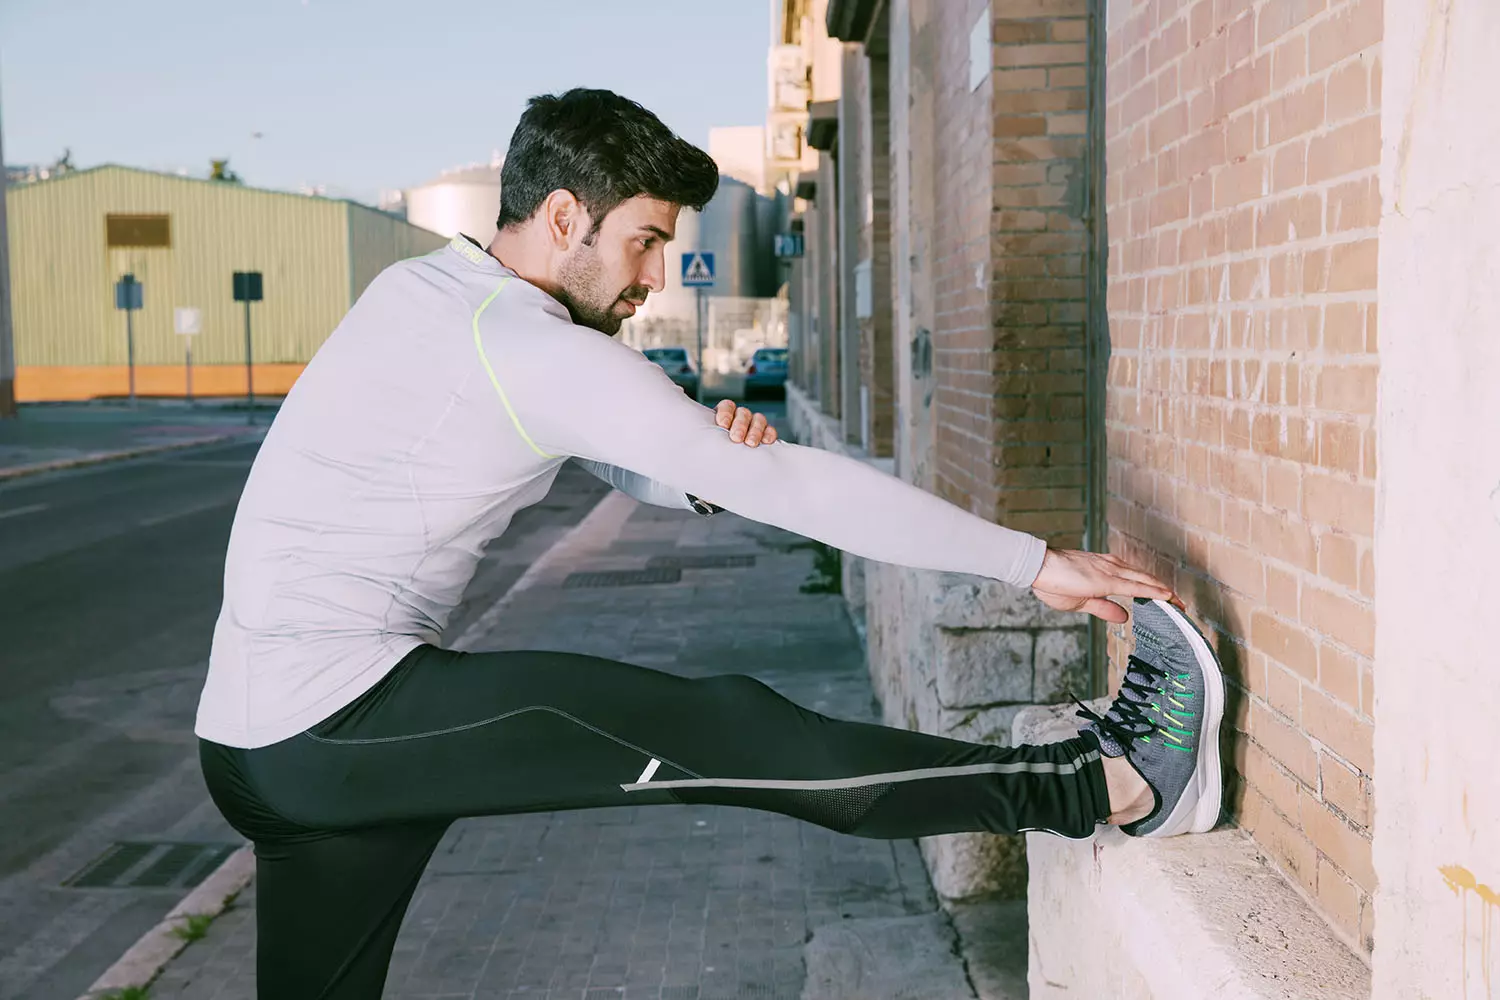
763;424;779;445
729;406;753;442
1082;597;1128;624
714;399;735;430
745;412;767;446
1107;574;1176;602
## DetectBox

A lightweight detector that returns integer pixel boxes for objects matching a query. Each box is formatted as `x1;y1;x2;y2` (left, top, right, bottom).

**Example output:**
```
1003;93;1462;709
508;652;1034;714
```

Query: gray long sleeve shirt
195;236;1047;748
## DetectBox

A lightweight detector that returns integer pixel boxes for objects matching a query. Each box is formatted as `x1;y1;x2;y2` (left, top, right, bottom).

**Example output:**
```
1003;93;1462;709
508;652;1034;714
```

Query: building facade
6;165;446;402
775;0;1499;996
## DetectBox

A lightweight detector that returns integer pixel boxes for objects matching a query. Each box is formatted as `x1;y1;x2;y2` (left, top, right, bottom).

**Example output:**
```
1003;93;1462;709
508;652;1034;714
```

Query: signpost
232;271;263;423
174;307;202;404
680;252;715;403
114;274;143;406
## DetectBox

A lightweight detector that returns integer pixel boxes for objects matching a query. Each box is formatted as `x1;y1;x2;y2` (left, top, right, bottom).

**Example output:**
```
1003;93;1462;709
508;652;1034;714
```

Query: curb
0;432;255;483
452;488;636;650
77;845;256;998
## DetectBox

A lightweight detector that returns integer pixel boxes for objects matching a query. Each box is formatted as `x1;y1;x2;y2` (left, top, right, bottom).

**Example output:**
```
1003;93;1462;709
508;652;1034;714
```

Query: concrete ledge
1014;702;1371;1000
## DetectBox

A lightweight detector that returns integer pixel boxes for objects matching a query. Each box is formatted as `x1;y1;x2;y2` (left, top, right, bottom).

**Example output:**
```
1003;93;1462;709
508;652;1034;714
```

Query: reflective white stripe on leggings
618;750;1100;793
636;758;662;783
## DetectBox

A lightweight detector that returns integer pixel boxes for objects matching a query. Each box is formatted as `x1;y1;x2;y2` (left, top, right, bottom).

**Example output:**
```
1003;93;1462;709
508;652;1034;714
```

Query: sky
0;0;771;205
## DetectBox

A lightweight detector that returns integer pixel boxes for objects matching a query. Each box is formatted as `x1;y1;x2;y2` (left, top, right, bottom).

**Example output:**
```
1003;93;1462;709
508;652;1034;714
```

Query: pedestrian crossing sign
681;252;715;287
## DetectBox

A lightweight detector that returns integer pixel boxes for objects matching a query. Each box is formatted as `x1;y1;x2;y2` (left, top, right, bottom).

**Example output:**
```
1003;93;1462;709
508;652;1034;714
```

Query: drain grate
647;554;757;570
563;567;682;589
64;841;239;890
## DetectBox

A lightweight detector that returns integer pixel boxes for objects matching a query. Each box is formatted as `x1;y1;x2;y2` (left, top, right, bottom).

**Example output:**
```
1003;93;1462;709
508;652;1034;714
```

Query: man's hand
714;399;779;447
1031;548;1182;624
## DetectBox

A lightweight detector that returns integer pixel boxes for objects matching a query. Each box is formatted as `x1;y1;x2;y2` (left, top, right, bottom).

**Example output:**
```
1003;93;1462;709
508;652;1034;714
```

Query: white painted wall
1373;2;1500;997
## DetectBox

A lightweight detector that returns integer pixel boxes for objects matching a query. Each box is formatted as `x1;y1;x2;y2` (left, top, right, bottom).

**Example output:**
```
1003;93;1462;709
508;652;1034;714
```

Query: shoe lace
1074;654;1167;748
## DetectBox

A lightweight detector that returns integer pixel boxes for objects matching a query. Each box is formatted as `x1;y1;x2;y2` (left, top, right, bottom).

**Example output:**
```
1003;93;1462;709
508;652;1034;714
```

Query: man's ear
543;190;592;251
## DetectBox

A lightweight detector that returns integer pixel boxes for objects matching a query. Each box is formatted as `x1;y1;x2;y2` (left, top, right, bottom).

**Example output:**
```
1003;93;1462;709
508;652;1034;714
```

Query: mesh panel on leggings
670;782;896;835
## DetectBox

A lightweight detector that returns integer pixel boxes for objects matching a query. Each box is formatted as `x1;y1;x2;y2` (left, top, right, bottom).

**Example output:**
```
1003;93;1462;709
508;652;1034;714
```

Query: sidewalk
0;402;270;479
135;491;1001;1000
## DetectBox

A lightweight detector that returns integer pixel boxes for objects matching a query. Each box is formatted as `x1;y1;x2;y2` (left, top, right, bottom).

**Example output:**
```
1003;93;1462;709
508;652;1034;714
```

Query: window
106;214;172;248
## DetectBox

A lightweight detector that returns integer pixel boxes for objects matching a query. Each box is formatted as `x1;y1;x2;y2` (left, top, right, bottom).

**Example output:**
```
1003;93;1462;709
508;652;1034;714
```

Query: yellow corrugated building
6;164;449;401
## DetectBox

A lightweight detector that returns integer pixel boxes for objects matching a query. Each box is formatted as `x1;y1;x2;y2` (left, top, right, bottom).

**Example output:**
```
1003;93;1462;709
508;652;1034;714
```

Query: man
197;89;1223;998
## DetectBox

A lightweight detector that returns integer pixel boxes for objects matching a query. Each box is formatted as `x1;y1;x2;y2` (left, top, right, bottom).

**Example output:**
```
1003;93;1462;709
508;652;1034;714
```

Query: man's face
555;195;678;336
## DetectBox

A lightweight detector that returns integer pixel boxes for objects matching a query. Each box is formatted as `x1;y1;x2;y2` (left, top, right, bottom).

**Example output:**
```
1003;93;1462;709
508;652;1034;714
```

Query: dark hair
497;88;719;236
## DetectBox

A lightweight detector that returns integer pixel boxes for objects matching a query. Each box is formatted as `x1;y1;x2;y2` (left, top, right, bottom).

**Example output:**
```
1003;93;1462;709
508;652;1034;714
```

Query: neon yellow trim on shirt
472;278;556;460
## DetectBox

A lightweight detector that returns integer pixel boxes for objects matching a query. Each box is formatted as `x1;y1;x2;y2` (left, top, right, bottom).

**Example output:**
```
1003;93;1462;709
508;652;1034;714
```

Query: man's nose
641;246;666;293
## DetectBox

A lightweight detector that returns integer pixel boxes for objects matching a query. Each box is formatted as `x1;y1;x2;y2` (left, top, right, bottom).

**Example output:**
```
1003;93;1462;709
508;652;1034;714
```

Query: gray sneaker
1077;598;1224;837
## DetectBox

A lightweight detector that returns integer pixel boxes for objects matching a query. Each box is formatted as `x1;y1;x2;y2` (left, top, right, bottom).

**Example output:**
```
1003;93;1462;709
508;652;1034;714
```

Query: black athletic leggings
200;644;1109;999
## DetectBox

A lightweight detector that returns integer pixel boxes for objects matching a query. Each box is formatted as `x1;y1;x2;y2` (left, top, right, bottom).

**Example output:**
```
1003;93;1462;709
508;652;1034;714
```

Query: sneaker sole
1142;599;1225;837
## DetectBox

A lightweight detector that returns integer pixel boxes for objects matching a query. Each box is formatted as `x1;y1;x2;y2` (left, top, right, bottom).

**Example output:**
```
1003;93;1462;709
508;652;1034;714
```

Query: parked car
743;347;788;398
642;346;698;397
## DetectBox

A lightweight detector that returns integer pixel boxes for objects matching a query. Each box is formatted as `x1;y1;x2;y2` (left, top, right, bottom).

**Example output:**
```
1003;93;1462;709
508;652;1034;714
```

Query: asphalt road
0;393;787;998
0;441;611;1000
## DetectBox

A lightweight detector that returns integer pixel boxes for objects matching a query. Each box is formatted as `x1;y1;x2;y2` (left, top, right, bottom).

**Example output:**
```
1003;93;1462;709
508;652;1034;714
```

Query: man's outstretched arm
500;325;1175;619
572;401;777;513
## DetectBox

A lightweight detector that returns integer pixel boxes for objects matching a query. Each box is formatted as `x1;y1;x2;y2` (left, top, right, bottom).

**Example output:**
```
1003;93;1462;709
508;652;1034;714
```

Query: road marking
0;502;47;520
137;499;230;528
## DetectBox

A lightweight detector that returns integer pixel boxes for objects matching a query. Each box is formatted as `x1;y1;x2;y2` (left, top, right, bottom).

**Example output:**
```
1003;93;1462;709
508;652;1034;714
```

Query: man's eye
639;238;655;250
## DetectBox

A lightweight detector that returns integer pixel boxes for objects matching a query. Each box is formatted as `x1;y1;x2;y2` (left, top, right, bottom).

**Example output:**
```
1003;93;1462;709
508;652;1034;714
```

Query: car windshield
754;349;787;362
644;349;689;363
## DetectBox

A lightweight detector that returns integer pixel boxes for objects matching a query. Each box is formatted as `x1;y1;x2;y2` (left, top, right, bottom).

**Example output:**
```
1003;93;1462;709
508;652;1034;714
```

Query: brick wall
859;48;896;457
1103;0;1382;952
931;0;999;517
989;0;1094;549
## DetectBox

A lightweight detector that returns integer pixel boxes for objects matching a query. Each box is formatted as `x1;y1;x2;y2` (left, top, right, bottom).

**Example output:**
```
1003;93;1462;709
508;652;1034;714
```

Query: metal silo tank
404;161;502;245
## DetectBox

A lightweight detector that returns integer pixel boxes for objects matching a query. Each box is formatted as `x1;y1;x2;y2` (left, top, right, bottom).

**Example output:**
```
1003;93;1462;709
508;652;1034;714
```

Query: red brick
1267;564;1301;620
1253;609;1319;679
1323;302;1368;354
1317;420;1363;475
995;115;1049;137
1227;10;1255;67
1266;461;1302;515
1262;78;1327;148
1252;505;1319;571
1272;33;1308;90
995;89;1090;113
1302;786;1375;889
1320;755;1371;827
1308;115;1380;182
1051;18;1089;43
1327;177;1379;234
1316;856;1365;941
1301;583;1375;658
1050;65;1089;88
1327;57;1370;122
1265;659;1304;719
1251;700;1319;789
1273;141;1308;193
1314;363;1377;415
1318;639;1362;709
1245;738;1307;821
995;68;1051;91
1257;0;1327;47
994;19;1052;44
1257;192;1323;247
994;43;1090;68
1328;238;1378;292
1243;789;1319;897
1303;470;1374;537
1309;0;1383;73
1216;55;1272;118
